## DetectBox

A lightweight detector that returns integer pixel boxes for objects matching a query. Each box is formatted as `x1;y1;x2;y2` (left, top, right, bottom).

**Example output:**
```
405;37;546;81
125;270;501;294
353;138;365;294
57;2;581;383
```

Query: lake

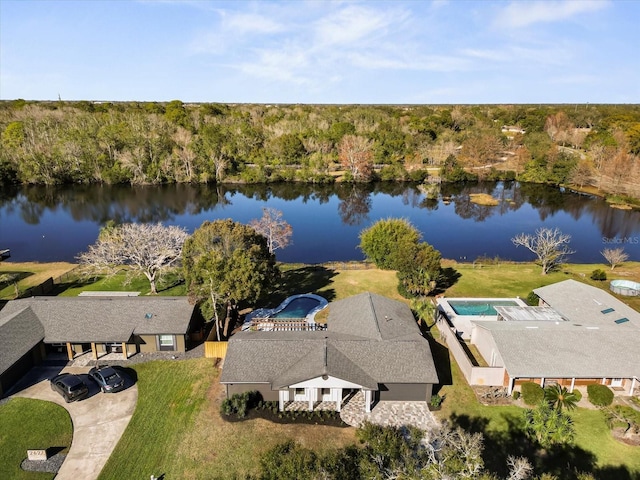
1;182;639;264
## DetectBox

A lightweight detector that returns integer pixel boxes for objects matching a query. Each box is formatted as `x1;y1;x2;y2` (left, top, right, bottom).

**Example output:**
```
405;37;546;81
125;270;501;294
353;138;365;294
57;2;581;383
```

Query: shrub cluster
587;384;614;407
220;391;262;419
521;382;544;405
590;269;607;281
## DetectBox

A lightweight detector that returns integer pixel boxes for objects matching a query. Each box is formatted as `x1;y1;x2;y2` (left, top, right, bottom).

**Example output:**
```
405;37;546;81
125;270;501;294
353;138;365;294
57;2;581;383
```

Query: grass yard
0;398;73;480
98;359;355;480
0;262;77;300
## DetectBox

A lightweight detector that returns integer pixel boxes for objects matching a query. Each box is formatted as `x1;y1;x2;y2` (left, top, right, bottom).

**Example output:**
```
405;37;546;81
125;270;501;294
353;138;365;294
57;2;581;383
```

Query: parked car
50;373;89;403
88;366;126;393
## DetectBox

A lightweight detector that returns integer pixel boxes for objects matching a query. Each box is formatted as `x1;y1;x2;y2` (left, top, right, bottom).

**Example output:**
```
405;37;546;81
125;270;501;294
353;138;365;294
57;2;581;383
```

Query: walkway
10;365;137;480
340;391;439;431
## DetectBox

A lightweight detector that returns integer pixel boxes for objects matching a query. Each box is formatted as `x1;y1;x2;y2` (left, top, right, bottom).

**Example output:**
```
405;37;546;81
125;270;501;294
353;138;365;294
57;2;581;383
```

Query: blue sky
1;0;638;104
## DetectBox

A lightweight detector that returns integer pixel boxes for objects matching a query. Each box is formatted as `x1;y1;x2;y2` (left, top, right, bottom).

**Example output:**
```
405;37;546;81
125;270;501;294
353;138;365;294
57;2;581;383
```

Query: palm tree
524;402;576;449
544;384;579;411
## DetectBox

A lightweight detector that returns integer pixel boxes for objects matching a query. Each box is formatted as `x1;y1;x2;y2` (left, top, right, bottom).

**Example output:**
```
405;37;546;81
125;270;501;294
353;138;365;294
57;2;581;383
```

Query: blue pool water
448;300;520;316
271;297;322;319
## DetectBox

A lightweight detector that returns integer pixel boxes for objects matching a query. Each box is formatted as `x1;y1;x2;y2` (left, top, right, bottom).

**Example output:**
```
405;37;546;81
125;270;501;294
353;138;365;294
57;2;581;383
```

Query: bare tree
512;227;575;275
601;247;629;270
338;134;374;182
570;159;595;189
506;456;533;480
77;222;189;294
249;207;293;254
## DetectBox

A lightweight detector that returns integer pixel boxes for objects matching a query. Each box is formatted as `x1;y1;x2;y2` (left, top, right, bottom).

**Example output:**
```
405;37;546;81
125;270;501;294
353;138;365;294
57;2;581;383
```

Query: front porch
279;387;373;413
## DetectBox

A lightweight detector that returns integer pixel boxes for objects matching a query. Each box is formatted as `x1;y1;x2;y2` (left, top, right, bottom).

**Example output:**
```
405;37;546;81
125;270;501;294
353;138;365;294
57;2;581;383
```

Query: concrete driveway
11;365;137;480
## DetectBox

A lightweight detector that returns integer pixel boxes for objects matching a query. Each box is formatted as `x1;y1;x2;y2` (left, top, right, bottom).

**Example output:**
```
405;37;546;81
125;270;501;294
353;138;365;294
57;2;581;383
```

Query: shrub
590;269;607;281
521;382;545;405
526;291;539;306
219;390;262;419
587;384;614;407
512;390;521;400
573;389;582;402
430;394;444;408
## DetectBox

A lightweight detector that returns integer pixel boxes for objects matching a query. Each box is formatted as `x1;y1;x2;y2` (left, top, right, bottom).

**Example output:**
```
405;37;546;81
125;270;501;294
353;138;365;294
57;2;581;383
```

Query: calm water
1;182;639;264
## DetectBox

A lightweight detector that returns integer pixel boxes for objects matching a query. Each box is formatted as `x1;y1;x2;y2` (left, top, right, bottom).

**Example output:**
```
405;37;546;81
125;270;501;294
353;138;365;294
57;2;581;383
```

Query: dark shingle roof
0;307;45;375
0;296;194;343
220;292;439;388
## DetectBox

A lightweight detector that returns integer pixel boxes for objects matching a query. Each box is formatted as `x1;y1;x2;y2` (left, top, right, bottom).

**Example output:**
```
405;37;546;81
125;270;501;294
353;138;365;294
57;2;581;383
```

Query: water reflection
1;182;639;263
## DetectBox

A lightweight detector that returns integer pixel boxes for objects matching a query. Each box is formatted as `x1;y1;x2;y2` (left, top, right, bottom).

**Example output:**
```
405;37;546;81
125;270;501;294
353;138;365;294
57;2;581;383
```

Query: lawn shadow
0;271;34;298
448;412;637;480
270;266;338;304
433;267;461;295
47;275;104;296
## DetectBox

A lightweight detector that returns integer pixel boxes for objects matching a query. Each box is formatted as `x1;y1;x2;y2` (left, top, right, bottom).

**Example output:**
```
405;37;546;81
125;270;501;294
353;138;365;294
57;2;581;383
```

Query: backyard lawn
0;398;73;480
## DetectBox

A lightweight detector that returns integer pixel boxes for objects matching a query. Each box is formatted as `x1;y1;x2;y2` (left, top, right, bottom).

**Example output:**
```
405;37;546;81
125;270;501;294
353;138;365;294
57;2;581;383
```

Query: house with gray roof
220;292;439;413
466;280;640;396
0;296;202;396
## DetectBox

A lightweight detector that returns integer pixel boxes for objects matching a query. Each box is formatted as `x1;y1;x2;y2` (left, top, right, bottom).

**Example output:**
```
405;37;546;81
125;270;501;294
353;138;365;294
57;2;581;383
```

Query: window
295;388;305;396
158;335;175;351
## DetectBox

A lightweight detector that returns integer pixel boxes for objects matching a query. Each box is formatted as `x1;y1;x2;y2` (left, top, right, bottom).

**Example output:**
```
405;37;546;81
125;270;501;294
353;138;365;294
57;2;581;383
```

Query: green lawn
98;359;355;480
0;398;73;480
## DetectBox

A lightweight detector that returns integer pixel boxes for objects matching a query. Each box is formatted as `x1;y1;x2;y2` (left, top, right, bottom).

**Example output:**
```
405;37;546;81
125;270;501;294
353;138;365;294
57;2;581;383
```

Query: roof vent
601;308;615;314
145;313;153;319
614;318;629;324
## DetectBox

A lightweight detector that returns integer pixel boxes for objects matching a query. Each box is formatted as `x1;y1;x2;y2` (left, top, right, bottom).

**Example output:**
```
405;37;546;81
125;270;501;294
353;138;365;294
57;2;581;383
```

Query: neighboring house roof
0;306;45;375
477;320;640;378
477;279;640;379
220;292;439;389
533;279;640;329
0;296;194;343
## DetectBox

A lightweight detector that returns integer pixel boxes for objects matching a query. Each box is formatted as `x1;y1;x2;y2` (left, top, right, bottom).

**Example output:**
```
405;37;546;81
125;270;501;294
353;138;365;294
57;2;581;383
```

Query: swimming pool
271;296;324;319
610;279;640;297
242;293;329;331
447;299;522;316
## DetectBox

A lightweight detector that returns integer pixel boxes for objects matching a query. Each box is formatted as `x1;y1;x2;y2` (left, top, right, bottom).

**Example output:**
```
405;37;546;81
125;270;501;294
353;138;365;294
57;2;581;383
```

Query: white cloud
496;0;609;29
224;12;285;35
313;4;409;48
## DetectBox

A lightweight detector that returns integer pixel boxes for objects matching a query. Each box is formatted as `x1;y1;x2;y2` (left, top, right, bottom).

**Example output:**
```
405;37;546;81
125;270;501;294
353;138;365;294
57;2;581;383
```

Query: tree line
2;100;639;198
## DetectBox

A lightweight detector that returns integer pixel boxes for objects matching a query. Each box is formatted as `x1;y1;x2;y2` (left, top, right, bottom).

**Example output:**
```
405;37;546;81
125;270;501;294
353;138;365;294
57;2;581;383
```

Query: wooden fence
204;341;228;359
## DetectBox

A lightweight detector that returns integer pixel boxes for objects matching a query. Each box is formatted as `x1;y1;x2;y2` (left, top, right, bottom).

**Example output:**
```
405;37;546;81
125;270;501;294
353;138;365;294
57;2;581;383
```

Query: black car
50;373;89;403
88;366;126;393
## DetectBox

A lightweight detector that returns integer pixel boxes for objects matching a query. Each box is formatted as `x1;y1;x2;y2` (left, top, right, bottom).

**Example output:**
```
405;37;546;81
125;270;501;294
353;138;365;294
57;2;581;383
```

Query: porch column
335;388;342;412
91;342;98;360
279;390;286;412
570;378;575;392
66;343;74;361
121;342;128;360
507;376;514;395
630;377;637;396
308;388;314;411
540;377;545;387
364;390;372;413
602;377;607;385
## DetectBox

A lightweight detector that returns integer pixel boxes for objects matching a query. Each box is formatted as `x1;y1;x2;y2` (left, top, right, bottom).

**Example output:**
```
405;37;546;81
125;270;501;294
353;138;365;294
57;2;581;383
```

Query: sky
1;0;638;104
